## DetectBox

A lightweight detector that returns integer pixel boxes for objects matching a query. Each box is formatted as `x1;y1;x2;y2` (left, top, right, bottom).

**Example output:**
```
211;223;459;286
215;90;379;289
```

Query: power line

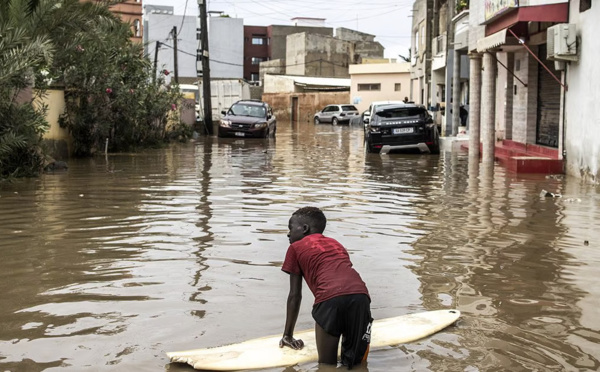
158;42;352;69
177;0;190;38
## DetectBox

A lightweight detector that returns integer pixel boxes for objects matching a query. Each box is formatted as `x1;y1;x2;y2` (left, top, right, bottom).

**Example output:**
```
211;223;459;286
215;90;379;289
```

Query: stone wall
262;92;350;123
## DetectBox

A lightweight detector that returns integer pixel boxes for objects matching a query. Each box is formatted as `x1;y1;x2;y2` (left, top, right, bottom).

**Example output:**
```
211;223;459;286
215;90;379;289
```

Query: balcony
432;33;447;70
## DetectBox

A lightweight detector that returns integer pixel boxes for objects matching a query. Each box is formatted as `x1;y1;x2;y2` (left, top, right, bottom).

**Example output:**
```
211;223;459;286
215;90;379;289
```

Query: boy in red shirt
280;207;372;368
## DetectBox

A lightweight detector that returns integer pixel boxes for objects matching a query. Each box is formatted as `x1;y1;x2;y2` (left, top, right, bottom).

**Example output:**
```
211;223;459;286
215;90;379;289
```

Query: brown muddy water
0;121;599;372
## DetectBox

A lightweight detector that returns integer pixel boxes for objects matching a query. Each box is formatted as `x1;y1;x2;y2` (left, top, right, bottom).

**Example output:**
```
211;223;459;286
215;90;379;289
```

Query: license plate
234;132;245;137
393;127;414;134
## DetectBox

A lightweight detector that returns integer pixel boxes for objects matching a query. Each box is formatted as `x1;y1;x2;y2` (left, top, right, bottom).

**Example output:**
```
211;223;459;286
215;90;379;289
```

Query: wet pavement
0;121;599;371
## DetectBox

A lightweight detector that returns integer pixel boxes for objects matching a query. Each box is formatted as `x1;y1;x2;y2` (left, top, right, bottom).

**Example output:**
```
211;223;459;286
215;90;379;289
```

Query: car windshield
376;107;427;119
229;103;266;118
341;105;358;111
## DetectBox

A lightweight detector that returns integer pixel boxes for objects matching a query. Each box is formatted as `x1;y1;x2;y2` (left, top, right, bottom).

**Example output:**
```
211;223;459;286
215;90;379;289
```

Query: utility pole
198;0;213;135
153;41;161;83
171;26;179;84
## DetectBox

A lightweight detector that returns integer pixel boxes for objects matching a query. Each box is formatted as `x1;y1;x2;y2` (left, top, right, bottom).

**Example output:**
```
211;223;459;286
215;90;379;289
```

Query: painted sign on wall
485;0;518;21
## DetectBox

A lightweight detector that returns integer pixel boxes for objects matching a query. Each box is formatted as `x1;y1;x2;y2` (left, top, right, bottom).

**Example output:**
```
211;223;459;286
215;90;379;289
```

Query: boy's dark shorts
312;293;373;368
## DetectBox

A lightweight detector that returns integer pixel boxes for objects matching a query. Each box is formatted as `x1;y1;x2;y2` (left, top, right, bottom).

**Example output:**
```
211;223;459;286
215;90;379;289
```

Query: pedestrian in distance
460;105;468;127
280;206;373;369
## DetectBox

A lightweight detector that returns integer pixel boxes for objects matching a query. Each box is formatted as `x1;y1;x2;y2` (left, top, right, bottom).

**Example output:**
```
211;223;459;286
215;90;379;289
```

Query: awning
292;76;350;91
476;29;519;52
478;29;507;52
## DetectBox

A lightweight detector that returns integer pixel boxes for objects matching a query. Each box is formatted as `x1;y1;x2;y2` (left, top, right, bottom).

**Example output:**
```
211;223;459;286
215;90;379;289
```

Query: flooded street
1;121;599;372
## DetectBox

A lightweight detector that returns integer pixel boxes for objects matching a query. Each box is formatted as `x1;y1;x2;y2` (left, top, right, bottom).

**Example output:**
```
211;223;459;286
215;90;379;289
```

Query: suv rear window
341;105;358;111
376;107;427;119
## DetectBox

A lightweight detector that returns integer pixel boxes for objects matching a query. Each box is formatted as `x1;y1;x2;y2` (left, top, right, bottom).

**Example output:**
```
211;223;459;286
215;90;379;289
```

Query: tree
0;0;54;178
1;0;188;175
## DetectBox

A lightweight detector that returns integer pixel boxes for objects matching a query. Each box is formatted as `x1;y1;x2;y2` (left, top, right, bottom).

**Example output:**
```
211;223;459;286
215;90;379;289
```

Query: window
580;0;591;12
415;31;419;54
395;83;401;91
250;73;259;81
357;83;381;91
252;37;266;45
133;19;141;37
251;57;264;65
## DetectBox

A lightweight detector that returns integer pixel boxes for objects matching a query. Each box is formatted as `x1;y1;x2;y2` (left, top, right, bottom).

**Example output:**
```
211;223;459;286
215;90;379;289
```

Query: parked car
314;104;359;125
218;100;276;138
365;103;440;154
363;100;405;124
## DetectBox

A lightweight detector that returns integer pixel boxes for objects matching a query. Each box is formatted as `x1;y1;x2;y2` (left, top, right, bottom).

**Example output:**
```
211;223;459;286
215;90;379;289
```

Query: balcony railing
432;33;447;56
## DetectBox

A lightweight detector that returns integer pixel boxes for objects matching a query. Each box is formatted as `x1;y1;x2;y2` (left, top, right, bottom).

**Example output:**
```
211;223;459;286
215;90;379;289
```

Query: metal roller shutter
536;45;561;148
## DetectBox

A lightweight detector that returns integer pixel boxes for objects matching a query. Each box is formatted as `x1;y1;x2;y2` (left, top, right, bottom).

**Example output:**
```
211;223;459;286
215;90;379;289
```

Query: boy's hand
279;335;304;350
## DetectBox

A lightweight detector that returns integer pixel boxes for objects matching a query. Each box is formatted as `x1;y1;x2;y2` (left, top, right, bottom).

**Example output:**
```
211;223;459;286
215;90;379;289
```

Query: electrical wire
177;0;190;38
159;42;350;68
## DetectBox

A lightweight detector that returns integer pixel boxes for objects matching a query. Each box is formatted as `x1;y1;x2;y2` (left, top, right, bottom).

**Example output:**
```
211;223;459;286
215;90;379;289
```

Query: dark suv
218;100;276;138
365;104;439;154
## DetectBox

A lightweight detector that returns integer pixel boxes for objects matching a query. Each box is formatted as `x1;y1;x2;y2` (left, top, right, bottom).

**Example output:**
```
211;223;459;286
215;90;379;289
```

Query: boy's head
288;207;327;244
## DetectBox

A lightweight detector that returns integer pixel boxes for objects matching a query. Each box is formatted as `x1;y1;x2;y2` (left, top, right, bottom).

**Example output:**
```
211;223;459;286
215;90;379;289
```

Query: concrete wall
468;0;486;53
262;92;350;123
259;59;285;81
268;25;333;61
350;71;410;112
263;75;297;93
336;27;375;42
209;17;244;79
39;89;71;159
286;33;352;78
565;1;600;181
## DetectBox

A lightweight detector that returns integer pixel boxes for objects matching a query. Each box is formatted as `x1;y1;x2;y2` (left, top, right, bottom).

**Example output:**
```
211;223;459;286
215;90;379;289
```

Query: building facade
90;0;143;42
349;62;411;113
243;26;269;82
143;5;197;83
285;29;384;78
208;16;244;79
466;0;569;173
564;0;600;181
243;24;334;83
410;0;432;108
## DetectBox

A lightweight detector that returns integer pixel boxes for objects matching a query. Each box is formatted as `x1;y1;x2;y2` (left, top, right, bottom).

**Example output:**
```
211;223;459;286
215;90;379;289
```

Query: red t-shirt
282;233;369;305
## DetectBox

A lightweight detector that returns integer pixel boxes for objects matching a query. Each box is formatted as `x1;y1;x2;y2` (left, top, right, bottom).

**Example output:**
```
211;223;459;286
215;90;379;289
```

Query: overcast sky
144;0;414;60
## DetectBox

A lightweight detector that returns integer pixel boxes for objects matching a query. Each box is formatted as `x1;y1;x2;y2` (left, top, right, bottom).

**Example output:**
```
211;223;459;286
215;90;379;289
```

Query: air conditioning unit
547;24;578;61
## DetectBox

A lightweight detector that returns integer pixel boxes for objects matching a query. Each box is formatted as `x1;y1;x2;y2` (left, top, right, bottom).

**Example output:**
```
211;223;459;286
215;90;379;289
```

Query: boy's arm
280;273;304;350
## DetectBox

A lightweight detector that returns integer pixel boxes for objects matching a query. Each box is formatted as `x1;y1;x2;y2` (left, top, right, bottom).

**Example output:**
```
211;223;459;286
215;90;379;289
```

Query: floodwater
1;121;599;372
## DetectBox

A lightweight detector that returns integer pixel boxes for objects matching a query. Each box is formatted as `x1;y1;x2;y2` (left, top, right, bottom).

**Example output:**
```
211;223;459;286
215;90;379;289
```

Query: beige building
349;62;411;113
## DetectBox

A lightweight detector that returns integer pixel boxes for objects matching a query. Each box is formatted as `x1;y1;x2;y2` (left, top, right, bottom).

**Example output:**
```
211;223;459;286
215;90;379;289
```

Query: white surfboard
167;309;460;371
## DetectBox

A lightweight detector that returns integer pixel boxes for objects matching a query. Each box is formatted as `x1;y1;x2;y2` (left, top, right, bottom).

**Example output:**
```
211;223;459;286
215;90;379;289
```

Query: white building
206;16;244;79
144;6;243;82
564;0;600;182
143;5;198;82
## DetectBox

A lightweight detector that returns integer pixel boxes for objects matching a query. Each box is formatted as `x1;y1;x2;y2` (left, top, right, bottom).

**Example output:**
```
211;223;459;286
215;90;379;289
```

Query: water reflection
0;122;599;371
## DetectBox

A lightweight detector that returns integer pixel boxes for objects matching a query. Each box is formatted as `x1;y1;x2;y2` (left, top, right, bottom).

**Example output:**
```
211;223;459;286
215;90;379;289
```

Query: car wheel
314;117;320;125
366;143;381;154
429;127;440;154
332;117;338;126
365;137;380;154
